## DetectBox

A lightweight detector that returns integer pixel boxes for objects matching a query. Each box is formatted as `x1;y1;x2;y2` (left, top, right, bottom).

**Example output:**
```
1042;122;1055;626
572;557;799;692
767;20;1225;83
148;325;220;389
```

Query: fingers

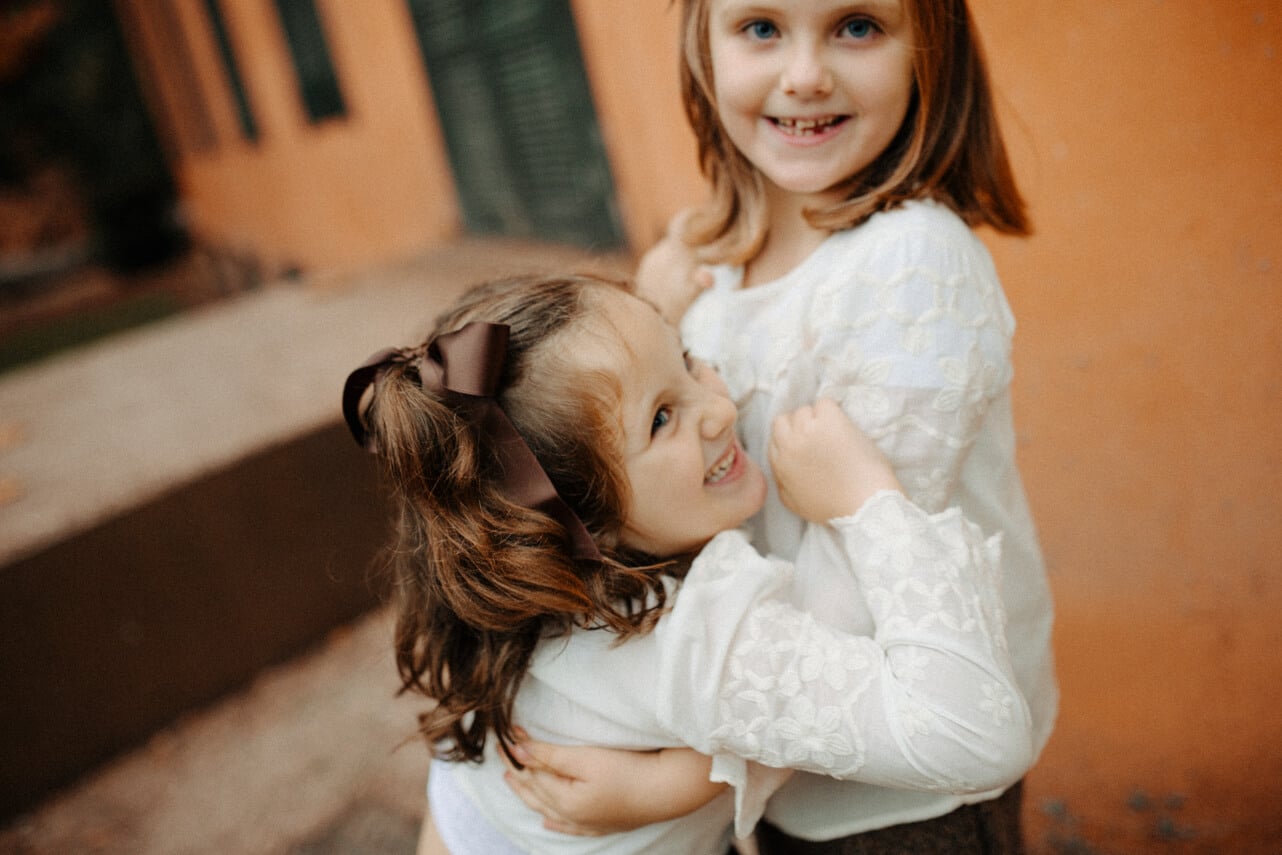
504;771;588;836
504;765;545;812
769;400;813;458
503;765;607;837
666;207;696;239
772;398;847;443
507;731;580;780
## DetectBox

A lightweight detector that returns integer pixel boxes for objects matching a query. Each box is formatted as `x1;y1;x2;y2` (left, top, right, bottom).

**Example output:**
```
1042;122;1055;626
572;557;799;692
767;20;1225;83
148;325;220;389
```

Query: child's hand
769;398;902;523
635;209;713;324
503;735;724;835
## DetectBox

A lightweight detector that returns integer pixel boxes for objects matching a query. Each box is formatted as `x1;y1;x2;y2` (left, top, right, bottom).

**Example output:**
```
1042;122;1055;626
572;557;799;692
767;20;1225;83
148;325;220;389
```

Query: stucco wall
570;0;705;248
972;3;1282;849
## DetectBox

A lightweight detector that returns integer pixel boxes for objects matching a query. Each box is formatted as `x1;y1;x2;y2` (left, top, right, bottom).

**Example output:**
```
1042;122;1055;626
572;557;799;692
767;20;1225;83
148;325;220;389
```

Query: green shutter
406;0;622;249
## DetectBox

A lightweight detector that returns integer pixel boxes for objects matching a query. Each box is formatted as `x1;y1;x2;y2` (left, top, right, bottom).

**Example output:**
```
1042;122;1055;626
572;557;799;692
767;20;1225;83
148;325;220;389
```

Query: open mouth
770;115;847;136
705;444;737;484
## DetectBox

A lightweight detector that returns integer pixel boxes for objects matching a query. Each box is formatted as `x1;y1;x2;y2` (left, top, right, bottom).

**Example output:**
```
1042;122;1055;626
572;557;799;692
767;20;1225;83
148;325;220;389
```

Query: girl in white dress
507;1;1057;852
345;273;1028;854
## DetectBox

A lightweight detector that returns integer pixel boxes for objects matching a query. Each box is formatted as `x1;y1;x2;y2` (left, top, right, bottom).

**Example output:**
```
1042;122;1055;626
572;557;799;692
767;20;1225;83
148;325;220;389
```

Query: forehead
566;290;675;373
563;291;681;439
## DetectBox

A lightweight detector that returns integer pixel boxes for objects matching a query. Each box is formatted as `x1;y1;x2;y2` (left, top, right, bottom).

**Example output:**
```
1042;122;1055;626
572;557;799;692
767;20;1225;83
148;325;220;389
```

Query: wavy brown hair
679;0;1030;265
364;274;671;764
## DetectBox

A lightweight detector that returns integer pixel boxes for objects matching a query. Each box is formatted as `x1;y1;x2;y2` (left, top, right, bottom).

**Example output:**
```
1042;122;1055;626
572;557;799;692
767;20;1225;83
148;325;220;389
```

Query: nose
698;388;737;442
780;42;833;97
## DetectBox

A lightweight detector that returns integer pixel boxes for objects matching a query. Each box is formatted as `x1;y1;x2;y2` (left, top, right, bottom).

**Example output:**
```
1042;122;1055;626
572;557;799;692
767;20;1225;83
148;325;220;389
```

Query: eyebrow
716;0;902;18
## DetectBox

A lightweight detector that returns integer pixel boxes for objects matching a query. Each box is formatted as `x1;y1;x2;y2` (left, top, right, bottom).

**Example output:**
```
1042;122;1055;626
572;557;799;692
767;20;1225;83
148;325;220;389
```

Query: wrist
829;486;905;524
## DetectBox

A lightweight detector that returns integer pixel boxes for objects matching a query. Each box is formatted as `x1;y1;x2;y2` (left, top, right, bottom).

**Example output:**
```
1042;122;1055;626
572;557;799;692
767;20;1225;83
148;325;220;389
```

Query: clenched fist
768;398;902;523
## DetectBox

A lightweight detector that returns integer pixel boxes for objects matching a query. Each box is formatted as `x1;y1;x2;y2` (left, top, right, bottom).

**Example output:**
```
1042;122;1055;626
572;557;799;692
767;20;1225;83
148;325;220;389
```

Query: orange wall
971;3;1282;850
570;0;705;249
124;0;459;275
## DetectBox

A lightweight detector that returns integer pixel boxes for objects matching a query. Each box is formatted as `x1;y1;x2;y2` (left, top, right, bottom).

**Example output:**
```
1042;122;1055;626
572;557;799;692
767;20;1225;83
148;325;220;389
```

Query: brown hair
365;274;670;764
679;0;1030;265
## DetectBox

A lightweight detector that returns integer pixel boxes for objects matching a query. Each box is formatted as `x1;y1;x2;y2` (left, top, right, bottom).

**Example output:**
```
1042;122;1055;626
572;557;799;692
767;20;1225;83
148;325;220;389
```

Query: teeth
775;116;839;135
706;447;736;483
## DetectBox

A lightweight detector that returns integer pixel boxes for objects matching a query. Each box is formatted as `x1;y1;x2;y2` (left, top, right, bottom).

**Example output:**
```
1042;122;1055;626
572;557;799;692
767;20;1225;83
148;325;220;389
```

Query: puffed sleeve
806;209;1016;511
655;494;1032;836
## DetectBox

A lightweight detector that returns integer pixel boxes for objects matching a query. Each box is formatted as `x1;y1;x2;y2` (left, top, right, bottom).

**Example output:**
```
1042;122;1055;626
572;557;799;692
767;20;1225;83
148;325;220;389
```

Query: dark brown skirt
755;781;1025;855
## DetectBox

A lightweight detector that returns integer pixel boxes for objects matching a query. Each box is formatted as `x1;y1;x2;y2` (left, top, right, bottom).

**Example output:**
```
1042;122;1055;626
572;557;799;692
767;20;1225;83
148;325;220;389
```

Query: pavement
0;609;428;855
0;239;631;854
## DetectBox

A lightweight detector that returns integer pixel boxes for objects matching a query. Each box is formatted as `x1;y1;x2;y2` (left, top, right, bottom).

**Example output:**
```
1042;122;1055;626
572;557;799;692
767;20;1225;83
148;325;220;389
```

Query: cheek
710;47;758;110
747;460;768;509
886;56;916;118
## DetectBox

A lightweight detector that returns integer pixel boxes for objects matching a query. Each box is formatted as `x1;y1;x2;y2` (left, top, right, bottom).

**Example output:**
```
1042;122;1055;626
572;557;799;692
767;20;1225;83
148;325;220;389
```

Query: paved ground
0;609;428;855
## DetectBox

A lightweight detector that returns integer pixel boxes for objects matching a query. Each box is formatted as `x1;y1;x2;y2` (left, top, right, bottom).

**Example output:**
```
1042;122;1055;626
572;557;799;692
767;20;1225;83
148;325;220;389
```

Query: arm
504;743;726;836
810;213;1017;511
671;492;1033;793
507;402;1026;834
634;209;712;324
500;401;885;836
506;494;1029;833
663;391;1033;790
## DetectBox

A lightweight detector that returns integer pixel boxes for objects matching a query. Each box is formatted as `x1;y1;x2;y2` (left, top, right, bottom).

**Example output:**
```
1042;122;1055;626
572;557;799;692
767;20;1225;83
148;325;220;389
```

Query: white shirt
681;198;1058;838
442;489;1031;854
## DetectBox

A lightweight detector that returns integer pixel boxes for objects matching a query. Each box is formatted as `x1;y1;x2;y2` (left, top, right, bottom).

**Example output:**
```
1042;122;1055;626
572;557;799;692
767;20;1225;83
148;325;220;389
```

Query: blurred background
0;1;1278;853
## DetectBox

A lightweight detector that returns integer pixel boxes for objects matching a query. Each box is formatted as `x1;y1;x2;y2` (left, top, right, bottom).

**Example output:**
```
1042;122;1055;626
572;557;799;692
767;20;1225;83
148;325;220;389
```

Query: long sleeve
806;209;1015;512
658;493;1032;803
514;496;1029;842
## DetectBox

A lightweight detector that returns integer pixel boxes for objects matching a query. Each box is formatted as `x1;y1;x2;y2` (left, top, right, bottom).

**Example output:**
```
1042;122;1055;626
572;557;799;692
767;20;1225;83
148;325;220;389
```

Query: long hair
365;274;670;764
679;0;1030;265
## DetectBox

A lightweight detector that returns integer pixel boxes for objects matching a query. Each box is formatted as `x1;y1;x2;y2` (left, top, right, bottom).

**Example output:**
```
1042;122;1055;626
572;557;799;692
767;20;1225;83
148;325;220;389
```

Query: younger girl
344;273;1030;854
509;0;1058;851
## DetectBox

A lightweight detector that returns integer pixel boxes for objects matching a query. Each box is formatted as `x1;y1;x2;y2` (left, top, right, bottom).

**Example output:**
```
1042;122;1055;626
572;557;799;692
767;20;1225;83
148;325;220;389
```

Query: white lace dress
682;198;1059;839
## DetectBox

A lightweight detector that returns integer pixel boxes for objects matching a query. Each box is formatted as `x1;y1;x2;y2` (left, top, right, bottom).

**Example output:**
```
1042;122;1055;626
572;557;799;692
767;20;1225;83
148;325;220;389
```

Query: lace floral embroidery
707;495;1014;791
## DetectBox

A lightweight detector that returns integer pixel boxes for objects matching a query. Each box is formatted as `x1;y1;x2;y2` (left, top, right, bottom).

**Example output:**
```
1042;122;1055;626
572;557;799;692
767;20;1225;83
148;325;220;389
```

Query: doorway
406;0;623;249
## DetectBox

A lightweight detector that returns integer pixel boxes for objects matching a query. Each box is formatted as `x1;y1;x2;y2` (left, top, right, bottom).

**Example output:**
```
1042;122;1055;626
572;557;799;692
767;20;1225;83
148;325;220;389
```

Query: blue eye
651;407;672;435
842;17;879;40
745;19;777;40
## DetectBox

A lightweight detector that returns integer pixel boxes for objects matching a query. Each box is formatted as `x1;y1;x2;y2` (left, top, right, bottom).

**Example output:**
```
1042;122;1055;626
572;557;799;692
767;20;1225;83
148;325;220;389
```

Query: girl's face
571;292;767;557
706;0;916;205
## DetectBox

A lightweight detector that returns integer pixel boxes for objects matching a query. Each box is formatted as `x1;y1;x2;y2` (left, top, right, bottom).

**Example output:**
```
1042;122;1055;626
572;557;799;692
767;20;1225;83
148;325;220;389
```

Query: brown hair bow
343;322;601;562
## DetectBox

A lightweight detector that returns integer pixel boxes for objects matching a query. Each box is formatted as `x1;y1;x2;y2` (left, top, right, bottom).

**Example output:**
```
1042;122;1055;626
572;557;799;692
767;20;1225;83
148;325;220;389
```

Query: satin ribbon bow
343;322;601;561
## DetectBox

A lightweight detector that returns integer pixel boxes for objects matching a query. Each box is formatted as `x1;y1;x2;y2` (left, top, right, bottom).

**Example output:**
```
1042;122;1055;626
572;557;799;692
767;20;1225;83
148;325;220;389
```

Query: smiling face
706;0;916;206
570;291;767;557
